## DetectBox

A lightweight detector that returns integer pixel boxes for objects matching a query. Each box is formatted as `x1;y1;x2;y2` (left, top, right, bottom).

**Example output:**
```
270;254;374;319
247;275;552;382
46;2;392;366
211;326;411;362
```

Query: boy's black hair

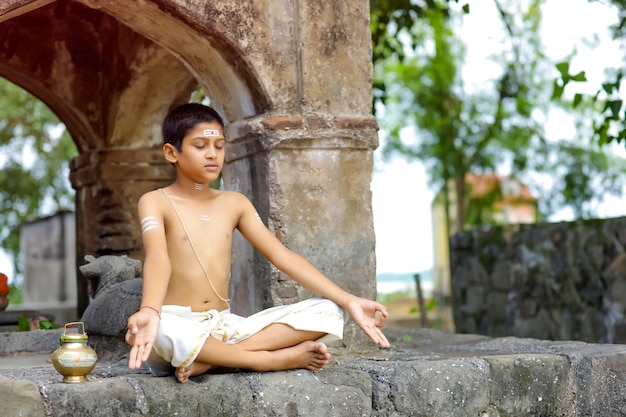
162;103;225;151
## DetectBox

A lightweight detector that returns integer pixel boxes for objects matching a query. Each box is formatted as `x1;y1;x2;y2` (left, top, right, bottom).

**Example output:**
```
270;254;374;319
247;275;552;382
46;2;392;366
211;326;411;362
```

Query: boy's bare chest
164;198;238;241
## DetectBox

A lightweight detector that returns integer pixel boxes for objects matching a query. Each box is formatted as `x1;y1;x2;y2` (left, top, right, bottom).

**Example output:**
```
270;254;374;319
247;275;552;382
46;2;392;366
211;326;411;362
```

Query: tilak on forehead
203;129;220;137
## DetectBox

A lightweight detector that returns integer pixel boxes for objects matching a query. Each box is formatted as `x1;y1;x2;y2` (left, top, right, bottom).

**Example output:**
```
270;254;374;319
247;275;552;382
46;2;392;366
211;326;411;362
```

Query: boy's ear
163;143;178;164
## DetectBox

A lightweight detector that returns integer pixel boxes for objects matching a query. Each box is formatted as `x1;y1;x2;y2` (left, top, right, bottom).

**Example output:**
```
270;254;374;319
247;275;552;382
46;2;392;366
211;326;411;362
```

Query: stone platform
1;328;626;416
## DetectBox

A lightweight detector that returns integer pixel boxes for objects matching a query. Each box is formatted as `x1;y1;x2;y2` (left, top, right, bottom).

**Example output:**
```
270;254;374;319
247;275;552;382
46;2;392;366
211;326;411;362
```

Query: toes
175;367;191;384
306;365;321;372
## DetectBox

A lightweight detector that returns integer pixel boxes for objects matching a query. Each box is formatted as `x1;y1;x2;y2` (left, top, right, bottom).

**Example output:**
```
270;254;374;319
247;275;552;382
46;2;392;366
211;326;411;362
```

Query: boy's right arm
126;192;171;369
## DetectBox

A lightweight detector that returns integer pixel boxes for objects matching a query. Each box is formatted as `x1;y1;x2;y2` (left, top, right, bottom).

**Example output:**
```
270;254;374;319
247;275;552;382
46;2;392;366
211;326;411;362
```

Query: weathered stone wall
451;217;626;343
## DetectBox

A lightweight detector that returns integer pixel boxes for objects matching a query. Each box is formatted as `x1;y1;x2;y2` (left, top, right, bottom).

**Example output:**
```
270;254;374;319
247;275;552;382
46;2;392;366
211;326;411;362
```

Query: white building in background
16;210;78;324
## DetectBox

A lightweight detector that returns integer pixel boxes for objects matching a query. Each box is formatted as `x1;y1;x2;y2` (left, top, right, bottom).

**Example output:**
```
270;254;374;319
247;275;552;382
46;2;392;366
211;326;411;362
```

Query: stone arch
0;1;377;342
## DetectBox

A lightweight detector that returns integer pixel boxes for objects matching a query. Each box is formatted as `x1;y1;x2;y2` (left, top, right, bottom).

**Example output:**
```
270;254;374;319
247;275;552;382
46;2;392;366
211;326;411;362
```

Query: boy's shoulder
138;188;251;205
138;188;165;203
216;189;252;205
137;187;252;207
213;190;257;217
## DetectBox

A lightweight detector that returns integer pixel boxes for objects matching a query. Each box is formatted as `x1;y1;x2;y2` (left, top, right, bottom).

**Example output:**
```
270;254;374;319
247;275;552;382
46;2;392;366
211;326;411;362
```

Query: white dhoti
147;297;345;376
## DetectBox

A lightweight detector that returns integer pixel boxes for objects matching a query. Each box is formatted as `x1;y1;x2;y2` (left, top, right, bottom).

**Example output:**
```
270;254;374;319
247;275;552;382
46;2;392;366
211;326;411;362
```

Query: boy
126;103;389;383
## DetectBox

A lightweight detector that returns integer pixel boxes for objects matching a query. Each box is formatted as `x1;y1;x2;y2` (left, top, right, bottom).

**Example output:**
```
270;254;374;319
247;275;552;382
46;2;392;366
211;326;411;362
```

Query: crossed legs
175;323;328;383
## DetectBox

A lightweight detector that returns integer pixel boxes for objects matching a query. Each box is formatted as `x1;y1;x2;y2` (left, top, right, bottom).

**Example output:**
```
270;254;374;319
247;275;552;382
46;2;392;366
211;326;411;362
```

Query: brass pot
51;322;98;383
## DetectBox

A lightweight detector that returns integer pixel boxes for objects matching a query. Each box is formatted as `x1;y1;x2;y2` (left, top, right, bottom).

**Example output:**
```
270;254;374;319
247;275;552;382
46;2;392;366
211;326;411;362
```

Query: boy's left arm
235;194;390;348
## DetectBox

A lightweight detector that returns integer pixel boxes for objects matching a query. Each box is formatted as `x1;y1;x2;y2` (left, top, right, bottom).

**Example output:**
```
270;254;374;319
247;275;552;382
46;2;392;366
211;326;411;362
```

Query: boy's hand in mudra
126;309;160;369
345;296;390;348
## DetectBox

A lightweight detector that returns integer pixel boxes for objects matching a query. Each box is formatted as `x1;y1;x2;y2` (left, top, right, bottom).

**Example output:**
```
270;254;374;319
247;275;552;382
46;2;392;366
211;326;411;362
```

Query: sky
371;0;625;275
0;0;624;282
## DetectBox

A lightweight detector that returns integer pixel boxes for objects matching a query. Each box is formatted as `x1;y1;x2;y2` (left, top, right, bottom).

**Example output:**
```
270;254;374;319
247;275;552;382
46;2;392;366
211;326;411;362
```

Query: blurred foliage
16;315;56;331
0;79;77;275
554;0;626;148
370;0;626;225
370;0;466;113
7;283;22;305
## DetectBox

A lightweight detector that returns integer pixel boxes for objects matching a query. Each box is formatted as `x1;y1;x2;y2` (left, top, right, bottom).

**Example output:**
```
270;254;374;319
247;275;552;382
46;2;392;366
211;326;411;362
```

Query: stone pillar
224;114;378;344
69;147;174;314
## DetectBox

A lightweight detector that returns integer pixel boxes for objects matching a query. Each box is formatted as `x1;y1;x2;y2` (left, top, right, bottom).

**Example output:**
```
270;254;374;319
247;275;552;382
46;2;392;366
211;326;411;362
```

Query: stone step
1;328;626;416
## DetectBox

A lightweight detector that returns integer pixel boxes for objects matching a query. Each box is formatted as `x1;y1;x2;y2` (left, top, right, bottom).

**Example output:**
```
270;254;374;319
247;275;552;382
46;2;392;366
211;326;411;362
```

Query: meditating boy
126;103;389;383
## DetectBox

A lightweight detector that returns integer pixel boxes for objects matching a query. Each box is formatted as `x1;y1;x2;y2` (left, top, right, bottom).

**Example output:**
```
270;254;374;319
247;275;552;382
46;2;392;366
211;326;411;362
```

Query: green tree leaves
0;78;77;274
370;0;626;228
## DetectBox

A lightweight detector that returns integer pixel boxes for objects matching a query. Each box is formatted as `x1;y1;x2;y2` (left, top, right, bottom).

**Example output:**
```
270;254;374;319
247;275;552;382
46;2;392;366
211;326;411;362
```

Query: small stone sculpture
79;255;143;337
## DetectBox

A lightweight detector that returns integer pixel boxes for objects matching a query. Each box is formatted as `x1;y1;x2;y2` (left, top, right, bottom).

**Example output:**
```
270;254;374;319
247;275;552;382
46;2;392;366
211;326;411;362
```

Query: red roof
465;173;537;203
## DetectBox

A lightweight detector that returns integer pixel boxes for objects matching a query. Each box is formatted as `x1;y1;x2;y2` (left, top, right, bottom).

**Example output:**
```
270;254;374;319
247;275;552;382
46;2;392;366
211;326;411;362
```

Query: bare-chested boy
126;103;389;383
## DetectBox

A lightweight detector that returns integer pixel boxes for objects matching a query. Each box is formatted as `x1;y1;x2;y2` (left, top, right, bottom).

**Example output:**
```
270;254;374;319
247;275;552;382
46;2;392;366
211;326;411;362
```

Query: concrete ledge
1;328;626;416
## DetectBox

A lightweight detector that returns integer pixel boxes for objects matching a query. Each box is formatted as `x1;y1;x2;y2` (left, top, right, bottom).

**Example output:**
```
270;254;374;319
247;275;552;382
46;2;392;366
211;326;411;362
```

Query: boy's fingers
128;339;147;369
376;303;389;316
141;342;152;362
128;347;139;369
369;328;388;348
127;321;137;334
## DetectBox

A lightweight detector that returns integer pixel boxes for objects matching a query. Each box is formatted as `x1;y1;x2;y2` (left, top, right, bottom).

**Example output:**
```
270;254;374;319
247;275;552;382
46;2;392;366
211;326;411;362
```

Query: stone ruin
0;1;378;347
451;216;626;344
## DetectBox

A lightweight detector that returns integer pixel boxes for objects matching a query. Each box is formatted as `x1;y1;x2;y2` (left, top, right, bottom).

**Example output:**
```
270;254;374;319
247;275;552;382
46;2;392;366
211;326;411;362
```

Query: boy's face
166;121;225;184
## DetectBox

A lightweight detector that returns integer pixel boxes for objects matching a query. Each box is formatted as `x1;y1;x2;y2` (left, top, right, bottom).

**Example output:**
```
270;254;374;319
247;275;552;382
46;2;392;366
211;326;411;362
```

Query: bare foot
176;341;330;380
266;341;330;372
175;362;214;384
